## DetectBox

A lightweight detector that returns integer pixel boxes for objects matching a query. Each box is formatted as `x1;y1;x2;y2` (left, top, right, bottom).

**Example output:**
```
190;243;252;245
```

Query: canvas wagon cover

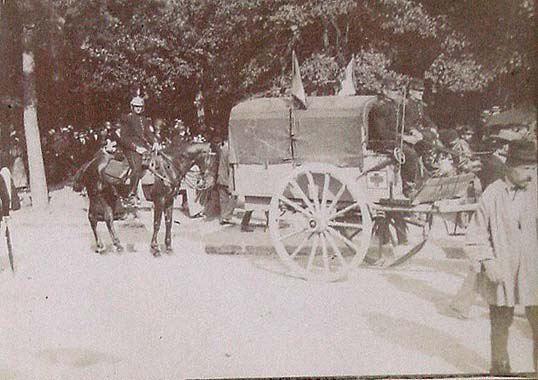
229;96;376;167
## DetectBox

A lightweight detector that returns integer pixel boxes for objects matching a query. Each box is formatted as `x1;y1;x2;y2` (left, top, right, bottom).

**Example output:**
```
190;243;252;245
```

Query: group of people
369;77;537;375
368;77;445;197
0;126;27;191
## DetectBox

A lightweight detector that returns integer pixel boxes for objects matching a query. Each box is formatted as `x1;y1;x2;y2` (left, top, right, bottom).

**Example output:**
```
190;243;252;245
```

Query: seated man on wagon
439;128;481;175
368;78;427;197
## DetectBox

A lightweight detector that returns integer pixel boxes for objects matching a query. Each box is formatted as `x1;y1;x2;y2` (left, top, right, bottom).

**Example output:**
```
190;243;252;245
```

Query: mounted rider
118;94;160;199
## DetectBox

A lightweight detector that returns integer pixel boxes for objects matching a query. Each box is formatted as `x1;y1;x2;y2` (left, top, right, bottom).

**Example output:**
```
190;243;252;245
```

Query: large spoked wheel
269;164;372;281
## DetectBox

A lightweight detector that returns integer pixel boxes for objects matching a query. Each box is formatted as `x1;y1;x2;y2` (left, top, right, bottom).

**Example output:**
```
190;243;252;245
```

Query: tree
51;0;533;142
21;1;49;208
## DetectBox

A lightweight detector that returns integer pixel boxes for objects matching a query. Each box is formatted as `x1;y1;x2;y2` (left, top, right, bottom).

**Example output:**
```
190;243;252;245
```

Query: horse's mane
162;140;211;163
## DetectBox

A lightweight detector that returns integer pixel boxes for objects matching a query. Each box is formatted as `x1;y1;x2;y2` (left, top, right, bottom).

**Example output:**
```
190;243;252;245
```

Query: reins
146;149;212;191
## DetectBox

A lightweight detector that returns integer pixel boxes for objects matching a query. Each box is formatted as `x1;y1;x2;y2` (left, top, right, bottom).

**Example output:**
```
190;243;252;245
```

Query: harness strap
147;165;174;186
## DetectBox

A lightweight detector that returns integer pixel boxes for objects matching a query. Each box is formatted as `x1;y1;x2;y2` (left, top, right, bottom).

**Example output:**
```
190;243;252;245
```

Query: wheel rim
269;164;372;281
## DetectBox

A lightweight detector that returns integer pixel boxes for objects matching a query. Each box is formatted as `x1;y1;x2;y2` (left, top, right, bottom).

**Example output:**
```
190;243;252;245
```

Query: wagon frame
224;95;477;281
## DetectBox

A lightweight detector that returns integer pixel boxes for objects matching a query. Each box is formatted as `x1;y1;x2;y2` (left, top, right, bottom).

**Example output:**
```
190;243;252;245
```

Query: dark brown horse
145;141;214;256
73;141;214;256
73;149;128;253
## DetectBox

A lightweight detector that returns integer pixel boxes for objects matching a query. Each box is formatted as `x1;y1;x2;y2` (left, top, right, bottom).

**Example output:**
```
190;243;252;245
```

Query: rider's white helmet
130;96;145;108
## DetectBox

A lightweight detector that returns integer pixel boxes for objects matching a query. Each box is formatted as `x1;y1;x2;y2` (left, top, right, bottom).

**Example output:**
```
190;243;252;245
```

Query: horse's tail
72;156;97;192
72;165;87;192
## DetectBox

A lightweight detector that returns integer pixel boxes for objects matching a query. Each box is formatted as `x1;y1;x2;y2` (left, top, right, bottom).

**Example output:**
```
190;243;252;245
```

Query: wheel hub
308;217;328;232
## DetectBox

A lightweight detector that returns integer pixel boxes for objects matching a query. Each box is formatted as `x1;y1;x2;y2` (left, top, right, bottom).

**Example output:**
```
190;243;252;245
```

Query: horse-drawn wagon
223;95;478;281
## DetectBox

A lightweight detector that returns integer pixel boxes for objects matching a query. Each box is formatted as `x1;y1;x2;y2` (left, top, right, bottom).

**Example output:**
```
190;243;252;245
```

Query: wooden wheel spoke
320;173;330;211
306;234;320;273
289;232;313;260
279;195;313;218
327;221;363;230
320;232;330;274
290;180;316;215
327;226;359;253
278;226;308;242
326;183;346;217
325;230;346;267
305;171;320;211
330;202;361;220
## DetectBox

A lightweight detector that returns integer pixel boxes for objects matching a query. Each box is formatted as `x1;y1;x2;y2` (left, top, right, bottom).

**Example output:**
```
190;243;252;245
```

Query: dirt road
0;189;534;379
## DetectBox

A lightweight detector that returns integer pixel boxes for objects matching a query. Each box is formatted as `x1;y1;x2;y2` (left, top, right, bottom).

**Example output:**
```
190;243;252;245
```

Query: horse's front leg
151;199;164;256
89;213;105;254
104;206;124;253
164;198;174;254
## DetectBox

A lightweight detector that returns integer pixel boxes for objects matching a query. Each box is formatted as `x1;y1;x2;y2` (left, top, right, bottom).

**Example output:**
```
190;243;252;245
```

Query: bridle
146;147;214;191
184;149;215;191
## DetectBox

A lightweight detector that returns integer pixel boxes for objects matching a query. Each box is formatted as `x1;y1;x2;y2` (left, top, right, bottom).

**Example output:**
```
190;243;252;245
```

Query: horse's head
157;141;216;190
182;142;216;190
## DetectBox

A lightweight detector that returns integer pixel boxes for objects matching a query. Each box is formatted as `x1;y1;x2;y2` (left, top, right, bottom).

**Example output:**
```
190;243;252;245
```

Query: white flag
338;56;356;96
291;50;307;109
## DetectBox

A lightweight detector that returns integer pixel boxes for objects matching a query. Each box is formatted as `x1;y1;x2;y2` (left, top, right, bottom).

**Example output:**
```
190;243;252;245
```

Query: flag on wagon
291;50;307;109
338;56;356;96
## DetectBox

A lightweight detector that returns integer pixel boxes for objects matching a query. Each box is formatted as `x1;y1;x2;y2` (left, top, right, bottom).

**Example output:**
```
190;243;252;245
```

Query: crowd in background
0;99;535;199
10;117;206;187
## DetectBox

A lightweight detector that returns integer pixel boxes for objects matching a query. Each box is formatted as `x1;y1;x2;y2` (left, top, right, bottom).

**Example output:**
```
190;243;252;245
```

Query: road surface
0;189;534;379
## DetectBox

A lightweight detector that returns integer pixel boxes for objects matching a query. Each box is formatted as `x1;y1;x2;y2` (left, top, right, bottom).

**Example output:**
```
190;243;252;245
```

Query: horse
73;149;128;254
73;141;214;256
144;141;214;256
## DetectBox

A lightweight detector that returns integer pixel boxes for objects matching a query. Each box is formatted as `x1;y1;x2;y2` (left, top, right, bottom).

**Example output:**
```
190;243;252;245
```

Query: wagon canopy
484;106;536;128
228;96;377;168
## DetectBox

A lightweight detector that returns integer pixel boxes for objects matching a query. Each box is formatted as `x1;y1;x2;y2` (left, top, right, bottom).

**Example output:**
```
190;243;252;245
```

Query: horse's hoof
151;245;161;257
165;246;174;255
114;245;124;254
95;244;106;254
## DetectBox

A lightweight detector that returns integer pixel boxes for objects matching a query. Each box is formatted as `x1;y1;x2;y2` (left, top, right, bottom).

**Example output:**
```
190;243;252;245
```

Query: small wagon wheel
269;163;372;281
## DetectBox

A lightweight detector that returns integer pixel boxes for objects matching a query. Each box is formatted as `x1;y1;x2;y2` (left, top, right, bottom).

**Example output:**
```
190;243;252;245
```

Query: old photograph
0;1;536;379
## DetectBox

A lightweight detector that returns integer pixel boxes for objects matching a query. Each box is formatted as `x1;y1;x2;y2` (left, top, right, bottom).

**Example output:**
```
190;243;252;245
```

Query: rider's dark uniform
118;112;157;195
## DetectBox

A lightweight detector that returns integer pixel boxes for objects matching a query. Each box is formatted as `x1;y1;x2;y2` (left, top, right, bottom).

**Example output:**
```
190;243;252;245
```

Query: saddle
99;149;157;186
101;158;131;185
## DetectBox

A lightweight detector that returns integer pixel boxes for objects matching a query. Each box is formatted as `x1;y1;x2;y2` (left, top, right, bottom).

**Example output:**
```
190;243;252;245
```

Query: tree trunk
322;17;329;50
22;24;48;209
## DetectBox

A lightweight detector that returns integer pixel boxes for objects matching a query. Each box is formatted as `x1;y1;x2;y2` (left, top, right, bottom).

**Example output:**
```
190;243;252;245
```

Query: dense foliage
0;0;534;184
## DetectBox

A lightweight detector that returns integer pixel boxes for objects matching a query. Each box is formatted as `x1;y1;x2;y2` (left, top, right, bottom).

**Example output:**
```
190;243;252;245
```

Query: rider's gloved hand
104;139;117;153
152;142;161;151
135;146;148;155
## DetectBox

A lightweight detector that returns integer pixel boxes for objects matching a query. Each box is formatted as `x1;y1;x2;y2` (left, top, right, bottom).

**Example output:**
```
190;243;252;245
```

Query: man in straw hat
464;139;537;374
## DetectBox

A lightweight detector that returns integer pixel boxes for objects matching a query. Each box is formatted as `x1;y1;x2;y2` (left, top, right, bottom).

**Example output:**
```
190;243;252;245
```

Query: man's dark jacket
119;113;156;152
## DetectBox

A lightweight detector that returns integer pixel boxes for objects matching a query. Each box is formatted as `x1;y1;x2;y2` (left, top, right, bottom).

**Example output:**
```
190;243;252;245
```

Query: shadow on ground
365;311;489;372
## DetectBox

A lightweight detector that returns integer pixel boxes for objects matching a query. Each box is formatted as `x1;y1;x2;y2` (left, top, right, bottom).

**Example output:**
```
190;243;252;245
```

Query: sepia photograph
0;0;536;379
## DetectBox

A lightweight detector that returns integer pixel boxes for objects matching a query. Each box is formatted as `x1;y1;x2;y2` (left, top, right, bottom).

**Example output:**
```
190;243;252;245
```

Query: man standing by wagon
118;94;159;201
465;139;537;374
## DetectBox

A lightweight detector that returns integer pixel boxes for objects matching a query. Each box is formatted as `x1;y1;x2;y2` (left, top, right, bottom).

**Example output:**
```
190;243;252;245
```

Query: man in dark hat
465;139;537;374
